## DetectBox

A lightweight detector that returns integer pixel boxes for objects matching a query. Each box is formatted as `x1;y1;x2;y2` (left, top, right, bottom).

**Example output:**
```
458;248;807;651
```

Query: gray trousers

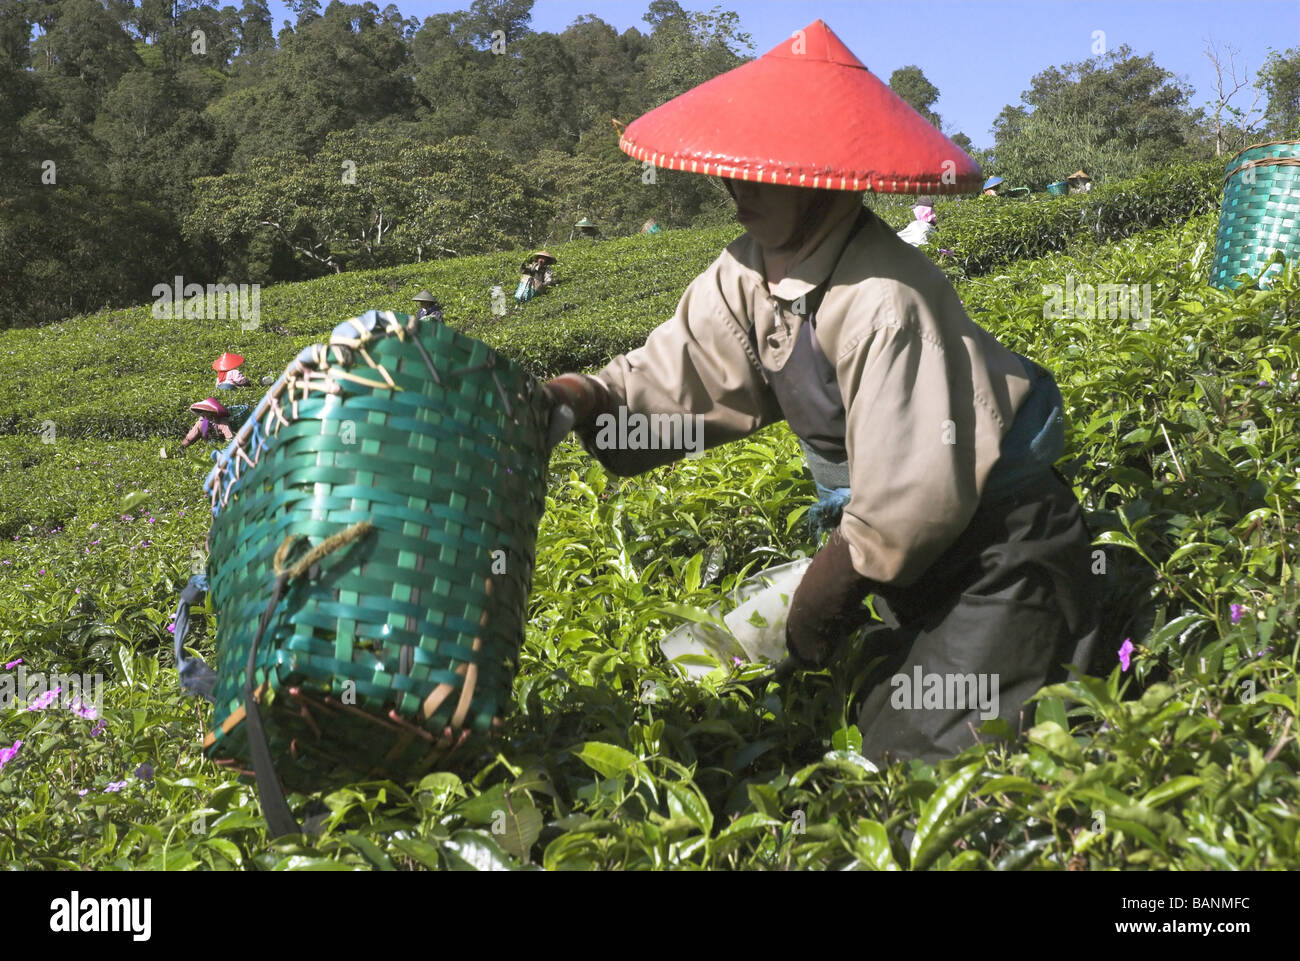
853;469;1101;766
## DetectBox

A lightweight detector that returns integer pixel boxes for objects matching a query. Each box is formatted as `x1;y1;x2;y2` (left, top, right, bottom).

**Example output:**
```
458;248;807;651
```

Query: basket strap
244;571;302;838
174;575;217;703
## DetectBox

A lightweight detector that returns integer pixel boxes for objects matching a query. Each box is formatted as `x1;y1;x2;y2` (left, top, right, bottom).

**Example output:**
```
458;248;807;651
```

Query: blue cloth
174;574;217;702
808;482;852;538
982;358;1065;503
514;279;534;303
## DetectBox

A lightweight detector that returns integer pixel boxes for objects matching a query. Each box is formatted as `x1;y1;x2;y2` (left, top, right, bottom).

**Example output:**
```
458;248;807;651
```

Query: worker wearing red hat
213;352;249;390
545;21;1099;767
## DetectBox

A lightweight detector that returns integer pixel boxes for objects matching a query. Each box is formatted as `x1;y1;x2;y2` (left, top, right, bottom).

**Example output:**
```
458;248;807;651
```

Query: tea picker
545;19;1100;767
213;352;249;390
171;309;554;835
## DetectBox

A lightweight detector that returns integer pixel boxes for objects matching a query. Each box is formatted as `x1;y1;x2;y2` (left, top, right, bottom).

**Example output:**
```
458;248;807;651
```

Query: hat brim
620;20;982;194
190;398;229;415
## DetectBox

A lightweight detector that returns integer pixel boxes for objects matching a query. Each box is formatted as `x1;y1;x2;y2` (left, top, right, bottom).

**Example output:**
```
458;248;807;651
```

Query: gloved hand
543;374;611;448
785;530;875;669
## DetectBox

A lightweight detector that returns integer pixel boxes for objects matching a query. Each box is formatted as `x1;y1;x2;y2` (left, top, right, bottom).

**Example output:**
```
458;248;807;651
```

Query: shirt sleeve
833;290;992;587
583;257;783;476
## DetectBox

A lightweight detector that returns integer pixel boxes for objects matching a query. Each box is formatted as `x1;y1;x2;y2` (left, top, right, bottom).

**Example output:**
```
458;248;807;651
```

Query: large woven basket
197;310;552;794
1211;140;1300;289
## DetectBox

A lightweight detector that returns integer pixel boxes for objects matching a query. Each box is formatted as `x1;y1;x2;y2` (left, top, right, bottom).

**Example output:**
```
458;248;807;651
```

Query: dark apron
750;213;1100;765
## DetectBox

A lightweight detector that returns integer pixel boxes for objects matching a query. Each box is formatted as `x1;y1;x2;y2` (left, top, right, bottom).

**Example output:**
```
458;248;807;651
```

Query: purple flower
38;568;44;575
27;687;62;711
134;762;154;781
1230;603;1245;625
77;789;88;797
0;740;21;769
732;656;743;667
148;518;155;524
103;780;129;793
4;658;21;669
91;719;107;737
1118;638;1135;672
166;624;175;634
70;699;98;720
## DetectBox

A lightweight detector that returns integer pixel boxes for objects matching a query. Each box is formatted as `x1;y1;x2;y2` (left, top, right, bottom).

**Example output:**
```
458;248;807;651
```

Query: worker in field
896;195;938;247
982;176;1004;197
213;352;250;390
543;19;1099;767
515;251;556;303
412;290;444;322
1067;169;1092;194
179;398;235;449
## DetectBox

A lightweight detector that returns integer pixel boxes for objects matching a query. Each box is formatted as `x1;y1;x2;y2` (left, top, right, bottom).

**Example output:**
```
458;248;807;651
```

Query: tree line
0;0;1296;328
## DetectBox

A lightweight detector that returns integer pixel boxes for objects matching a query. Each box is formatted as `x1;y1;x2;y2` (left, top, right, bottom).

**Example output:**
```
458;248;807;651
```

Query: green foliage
990;43;1206;189
1260;47;1300;140
186;133;553;274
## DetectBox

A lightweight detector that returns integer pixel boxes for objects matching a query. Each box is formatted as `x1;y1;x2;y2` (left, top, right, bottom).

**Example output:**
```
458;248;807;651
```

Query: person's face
726;180;825;251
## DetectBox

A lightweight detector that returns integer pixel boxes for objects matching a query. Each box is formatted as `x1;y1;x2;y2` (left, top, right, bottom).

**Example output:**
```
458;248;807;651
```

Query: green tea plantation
1;162;1297;870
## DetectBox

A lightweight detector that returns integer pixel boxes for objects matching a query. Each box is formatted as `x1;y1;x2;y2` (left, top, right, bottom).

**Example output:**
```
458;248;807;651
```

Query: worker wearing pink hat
179;398;235;449
544;21;1099;767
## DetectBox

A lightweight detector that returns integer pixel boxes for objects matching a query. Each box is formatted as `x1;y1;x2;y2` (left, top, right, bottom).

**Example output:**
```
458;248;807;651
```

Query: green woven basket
198;310;552;794
1211;140;1300;289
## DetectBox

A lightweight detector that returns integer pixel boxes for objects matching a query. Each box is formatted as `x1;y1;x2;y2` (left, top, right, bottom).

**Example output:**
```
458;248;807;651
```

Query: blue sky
270;1;1296;149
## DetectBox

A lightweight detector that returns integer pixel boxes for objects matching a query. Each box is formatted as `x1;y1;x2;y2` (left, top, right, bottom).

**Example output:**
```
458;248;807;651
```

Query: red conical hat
213;352;244;372
190;397;229;416
619;20;981;194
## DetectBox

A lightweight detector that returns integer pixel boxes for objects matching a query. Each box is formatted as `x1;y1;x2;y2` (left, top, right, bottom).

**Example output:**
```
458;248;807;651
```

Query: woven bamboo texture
198;310;551;791
1211;140;1300;289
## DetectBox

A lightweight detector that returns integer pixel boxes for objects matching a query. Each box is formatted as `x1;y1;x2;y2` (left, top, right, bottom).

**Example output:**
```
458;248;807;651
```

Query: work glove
543;373;611;448
784;530;876;670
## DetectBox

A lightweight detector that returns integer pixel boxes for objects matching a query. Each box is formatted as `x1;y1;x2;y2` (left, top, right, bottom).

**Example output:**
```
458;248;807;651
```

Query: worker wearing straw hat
515;251;556;303
1067;169;1092;194
412;290;444;322
544;20;1099;767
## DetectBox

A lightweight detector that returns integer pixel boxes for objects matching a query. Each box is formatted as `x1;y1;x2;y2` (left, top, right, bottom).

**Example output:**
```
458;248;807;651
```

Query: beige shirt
579;208;1035;588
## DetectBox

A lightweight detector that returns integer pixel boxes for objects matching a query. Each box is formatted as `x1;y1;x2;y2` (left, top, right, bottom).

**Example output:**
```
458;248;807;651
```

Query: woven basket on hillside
179;309;552;816
1211;140;1300;289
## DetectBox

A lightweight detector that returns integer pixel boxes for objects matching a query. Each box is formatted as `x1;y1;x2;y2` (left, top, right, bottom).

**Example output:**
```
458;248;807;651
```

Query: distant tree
186;133;551;272
237;0;275;56
1259;47;1300;139
638;2;752;106
889;65;941;128
991;45;1199;188
1203;41;1266;156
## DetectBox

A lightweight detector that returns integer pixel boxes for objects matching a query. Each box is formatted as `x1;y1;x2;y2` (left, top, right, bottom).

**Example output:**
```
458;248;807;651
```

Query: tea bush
921;159;1223;278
